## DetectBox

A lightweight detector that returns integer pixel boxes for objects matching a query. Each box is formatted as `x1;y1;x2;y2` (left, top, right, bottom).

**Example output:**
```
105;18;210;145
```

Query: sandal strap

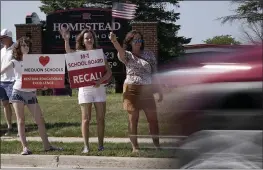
45;146;63;151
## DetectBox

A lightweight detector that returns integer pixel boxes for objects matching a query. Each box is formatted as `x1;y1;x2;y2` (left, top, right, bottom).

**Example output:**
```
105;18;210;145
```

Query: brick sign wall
15;24;43;54
131;22;158;57
15;22;158;58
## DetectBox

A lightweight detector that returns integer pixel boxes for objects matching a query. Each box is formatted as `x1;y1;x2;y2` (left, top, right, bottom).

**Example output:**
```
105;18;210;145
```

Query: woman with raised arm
109;30;163;153
0;37;63;155
60;28;112;153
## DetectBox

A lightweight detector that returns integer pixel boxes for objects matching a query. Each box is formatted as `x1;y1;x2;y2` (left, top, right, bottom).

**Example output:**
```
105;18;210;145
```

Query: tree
203;35;241;45
240;22;263;44
218;1;263;24
218;0;263;44
39;0;191;64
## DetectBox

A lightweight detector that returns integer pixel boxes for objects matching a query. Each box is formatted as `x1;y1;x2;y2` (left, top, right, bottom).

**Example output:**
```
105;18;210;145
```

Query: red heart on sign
39;56;50;67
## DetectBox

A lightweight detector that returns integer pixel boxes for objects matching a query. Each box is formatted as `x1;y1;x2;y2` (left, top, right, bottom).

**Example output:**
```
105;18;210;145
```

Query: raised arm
59;28;75;53
109;32;127;64
1;61;13;74
64;39;75;53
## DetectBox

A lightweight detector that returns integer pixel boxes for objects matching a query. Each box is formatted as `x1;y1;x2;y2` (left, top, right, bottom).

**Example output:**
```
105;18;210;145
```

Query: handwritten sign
22;54;65;88
65;49;107;88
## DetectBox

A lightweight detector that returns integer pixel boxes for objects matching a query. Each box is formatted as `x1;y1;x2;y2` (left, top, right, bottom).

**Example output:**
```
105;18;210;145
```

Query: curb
1;154;179;169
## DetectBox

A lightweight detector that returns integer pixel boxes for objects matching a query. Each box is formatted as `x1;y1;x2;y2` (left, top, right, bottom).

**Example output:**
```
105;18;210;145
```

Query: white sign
65;49;107;88
22;54;65;88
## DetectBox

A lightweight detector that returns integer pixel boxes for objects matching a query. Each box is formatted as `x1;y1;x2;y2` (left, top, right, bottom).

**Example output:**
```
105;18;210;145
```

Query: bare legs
128;110;140;152
143;108;160;148
13;102;27;148
13;102;51;150
27;103;51;150
2;100;13;130
80;103;92;150
94;102;105;148
80;102;106;151
127;108;160;152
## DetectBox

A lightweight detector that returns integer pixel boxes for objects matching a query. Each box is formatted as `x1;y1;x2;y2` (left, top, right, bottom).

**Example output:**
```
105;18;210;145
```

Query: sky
1;1;247;45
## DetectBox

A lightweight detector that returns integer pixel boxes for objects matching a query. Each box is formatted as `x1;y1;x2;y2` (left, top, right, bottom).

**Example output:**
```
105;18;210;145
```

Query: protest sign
22;54;65;88
65;49;107;88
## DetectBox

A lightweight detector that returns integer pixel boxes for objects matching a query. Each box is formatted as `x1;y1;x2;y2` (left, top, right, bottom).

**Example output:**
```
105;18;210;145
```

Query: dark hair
123;30;144;51
12;36;31;61
76;29;99;50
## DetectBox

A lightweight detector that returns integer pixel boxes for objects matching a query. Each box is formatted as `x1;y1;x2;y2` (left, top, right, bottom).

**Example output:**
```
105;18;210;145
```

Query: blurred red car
155;45;262;136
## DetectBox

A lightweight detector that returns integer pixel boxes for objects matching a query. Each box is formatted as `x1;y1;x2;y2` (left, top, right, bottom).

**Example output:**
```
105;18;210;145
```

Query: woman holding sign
109;30;163;153
60;28;112;153
0;37;63;155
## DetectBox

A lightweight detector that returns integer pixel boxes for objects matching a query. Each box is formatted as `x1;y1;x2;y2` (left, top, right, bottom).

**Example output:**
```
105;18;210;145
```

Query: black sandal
45;146;63;152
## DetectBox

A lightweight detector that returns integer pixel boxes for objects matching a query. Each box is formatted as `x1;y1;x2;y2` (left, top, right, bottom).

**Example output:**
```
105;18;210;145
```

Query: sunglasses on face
132;39;144;43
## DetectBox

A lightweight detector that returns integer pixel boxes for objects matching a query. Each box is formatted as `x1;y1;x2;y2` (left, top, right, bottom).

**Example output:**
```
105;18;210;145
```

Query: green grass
0;88;181;137
0;141;177;158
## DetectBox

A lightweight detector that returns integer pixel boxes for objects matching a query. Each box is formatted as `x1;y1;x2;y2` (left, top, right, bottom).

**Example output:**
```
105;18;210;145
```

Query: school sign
43;8;130;74
15;8;158;94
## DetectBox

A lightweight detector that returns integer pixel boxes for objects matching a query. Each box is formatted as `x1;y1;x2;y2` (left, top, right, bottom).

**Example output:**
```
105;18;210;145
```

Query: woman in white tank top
0;37;63;155
60;28;112;153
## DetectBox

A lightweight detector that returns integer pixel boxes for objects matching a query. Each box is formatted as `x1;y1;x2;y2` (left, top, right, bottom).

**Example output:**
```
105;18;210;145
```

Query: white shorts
78;86;106;104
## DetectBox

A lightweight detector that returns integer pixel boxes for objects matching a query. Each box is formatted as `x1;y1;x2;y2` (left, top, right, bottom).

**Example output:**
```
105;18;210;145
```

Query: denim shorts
0;82;14;101
10;89;38;105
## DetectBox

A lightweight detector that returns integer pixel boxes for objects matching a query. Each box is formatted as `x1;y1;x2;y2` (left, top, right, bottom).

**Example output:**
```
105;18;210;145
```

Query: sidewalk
1;136;183;143
1;136;181;168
